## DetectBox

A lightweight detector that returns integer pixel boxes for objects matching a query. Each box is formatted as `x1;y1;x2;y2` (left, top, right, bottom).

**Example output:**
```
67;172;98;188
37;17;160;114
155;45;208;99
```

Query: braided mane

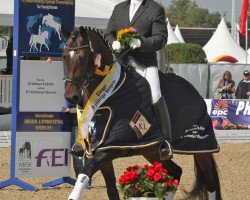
84;26;113;66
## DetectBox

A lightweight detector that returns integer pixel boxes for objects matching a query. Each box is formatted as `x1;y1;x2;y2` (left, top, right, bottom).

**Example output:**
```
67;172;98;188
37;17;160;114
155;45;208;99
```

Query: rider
104;0;173;160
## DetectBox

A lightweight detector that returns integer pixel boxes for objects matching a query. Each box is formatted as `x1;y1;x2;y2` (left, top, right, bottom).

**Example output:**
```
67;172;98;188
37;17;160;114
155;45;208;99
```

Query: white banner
19;60;65;112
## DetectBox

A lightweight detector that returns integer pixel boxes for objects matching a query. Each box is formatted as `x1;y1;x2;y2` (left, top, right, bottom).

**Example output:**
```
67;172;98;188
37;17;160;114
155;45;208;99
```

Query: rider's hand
112;41;121;52
129;38;141;50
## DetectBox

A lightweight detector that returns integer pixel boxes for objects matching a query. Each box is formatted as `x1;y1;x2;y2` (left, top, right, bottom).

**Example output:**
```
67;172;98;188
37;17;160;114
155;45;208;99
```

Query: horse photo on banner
19;0;75;57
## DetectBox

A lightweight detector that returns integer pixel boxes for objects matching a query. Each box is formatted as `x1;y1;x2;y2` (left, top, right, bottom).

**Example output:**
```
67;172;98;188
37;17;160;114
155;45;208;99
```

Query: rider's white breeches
135;66;161;104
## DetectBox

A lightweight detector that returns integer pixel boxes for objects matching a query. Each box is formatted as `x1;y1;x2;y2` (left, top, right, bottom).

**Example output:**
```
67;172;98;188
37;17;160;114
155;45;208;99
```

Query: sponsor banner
17;112;73;132
19;0;75;57
19;60;65;112
15;132;71;178
210;99;250;129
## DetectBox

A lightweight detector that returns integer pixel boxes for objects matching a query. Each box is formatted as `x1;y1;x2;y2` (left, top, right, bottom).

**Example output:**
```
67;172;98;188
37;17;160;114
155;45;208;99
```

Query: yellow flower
117;27;134;41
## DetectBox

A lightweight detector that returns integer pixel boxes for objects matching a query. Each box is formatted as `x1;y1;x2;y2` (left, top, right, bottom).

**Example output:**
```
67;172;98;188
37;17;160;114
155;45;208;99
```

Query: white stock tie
129;0;142;22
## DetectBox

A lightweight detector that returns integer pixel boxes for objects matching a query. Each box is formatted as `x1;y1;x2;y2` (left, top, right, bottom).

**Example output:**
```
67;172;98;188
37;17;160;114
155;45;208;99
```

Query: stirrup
159;140;173;160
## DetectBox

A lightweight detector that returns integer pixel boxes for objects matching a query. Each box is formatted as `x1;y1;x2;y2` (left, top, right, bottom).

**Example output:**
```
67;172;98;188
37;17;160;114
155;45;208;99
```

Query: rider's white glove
112;41;121;52
129;38;141;49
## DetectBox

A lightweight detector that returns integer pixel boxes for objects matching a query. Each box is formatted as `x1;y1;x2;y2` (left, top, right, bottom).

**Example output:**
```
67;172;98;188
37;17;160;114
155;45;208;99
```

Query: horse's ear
61;25;71;40
79;26;89;42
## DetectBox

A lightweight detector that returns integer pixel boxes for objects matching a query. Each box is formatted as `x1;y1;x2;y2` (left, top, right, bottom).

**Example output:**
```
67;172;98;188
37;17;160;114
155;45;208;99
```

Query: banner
19;0;75;57
210;99;250;129
239;0;249;36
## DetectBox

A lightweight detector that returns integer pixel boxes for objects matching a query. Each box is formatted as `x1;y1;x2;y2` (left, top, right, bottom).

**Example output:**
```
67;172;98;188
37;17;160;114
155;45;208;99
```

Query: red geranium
118;162;179;199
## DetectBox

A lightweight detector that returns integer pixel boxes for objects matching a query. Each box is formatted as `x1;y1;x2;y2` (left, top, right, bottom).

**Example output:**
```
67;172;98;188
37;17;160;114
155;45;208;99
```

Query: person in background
3;36;13;75
104;0;172;160
61;101;83;178
235;70;250;99
215;70;235;99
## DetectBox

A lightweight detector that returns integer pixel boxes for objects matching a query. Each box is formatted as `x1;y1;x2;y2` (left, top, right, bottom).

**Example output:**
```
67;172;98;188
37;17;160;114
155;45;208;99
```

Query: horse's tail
187;155;222;200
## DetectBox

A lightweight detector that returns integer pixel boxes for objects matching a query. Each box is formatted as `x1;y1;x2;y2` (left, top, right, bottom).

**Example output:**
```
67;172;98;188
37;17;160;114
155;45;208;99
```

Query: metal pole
231;0;236;37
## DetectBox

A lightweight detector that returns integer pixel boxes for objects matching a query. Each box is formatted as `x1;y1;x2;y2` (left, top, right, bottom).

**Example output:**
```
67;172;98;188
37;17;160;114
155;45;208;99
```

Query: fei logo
35;148;68;167
211;100;228;116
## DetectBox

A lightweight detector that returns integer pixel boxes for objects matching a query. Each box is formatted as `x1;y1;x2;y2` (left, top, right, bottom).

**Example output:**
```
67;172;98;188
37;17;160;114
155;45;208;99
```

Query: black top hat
243;70;250;76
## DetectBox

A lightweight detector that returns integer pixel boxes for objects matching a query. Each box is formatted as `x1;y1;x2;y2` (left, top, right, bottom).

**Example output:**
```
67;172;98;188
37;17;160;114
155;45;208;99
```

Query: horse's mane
84;27;113;66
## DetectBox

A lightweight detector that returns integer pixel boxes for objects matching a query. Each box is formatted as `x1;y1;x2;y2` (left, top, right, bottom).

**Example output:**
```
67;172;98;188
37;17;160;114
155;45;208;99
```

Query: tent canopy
203;18;246;63
166;18;180;44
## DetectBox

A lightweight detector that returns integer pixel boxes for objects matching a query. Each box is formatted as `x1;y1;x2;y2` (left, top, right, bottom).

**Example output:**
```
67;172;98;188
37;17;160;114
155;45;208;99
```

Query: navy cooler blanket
90;68;219;154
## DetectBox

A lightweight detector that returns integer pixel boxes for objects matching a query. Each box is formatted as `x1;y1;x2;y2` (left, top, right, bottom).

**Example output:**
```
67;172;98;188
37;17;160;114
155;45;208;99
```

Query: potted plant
118;162;179;200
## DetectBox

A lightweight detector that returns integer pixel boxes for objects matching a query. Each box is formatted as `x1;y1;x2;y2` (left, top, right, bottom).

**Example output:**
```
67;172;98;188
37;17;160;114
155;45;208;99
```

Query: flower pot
127;192;174;200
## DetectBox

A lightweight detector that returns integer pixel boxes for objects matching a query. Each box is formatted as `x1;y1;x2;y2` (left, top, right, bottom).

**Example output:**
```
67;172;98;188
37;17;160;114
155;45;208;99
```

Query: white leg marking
68;174;90;200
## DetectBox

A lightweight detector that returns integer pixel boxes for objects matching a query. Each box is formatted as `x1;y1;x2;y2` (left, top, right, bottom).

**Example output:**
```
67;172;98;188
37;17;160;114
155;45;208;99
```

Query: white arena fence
0;75;12;108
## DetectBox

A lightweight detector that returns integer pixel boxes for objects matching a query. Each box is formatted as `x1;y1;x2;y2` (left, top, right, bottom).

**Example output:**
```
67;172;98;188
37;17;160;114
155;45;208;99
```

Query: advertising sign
19;60;65;112
19;0;75;57
210;99;250;129
15;132;71;178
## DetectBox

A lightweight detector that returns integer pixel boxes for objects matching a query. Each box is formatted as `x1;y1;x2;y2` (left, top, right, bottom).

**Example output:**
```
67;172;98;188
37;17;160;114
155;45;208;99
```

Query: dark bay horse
62;26;222;200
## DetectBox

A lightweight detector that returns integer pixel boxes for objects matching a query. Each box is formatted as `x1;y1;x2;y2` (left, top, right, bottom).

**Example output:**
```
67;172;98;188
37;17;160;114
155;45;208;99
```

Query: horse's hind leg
143;147;182;181
191;153;222;200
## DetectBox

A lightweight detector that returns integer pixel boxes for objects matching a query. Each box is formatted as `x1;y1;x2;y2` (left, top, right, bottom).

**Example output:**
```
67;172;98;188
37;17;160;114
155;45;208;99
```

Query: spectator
215;70;235;99
235;70;250;99
3;36;13;75
61;101;83;178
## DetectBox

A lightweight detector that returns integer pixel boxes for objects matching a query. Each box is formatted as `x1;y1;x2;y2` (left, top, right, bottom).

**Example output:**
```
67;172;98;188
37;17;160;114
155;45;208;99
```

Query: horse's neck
82;75;105;106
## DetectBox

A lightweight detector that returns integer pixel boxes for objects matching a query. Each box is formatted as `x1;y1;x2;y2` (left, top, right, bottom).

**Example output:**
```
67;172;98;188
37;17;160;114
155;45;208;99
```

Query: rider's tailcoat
105;0;168;67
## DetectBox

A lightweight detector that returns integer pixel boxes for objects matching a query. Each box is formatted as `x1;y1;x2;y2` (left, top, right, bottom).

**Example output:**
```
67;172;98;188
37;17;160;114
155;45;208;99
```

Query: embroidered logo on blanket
129;111;151;139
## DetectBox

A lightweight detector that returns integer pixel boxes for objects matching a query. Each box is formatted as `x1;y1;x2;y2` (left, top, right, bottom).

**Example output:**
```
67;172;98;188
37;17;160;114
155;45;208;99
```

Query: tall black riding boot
154;97;173;160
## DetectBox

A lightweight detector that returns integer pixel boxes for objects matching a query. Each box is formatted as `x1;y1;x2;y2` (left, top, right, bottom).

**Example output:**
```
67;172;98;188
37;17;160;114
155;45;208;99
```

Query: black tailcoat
105;0;168;67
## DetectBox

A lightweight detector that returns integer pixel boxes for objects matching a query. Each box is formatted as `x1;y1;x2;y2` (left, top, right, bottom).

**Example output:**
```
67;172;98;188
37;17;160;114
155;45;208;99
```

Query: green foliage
165;0;228;28
166;43;207;63
0;26;9;37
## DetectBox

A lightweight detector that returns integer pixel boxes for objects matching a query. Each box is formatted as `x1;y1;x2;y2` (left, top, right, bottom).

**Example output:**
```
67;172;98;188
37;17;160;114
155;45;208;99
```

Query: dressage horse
29;31;49;52
62;26;222;200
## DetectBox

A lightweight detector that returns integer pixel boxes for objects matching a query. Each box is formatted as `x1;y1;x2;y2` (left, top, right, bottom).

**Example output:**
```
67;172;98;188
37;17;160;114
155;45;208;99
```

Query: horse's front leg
101;161;120;200
68;151;119;200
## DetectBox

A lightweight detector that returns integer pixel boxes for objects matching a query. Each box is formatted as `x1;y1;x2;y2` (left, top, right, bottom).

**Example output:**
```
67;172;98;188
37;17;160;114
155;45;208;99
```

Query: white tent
0;0;124;29
174;25;185;43
166;18;180;44
203;18;246;63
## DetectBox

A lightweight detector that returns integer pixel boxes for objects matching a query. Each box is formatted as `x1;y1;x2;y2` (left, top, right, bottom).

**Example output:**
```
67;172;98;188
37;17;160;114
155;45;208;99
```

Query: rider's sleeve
139;6;168;52
105;8;117;45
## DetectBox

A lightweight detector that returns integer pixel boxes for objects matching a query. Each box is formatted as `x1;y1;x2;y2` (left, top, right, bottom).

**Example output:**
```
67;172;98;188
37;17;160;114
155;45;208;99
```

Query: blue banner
19;0;75;57
210;99;250;129
16;112;73;132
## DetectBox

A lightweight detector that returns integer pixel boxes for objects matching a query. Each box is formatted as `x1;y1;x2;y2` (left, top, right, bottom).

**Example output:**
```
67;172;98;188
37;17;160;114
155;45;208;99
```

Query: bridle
63;41;97;89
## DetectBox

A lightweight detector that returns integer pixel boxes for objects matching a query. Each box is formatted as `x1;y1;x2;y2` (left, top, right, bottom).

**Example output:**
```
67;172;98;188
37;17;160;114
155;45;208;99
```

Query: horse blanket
87;67;219;154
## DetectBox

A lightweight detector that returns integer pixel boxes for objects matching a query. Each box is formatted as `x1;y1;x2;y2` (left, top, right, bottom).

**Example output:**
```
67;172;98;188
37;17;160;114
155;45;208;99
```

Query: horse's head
62;26;113;105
